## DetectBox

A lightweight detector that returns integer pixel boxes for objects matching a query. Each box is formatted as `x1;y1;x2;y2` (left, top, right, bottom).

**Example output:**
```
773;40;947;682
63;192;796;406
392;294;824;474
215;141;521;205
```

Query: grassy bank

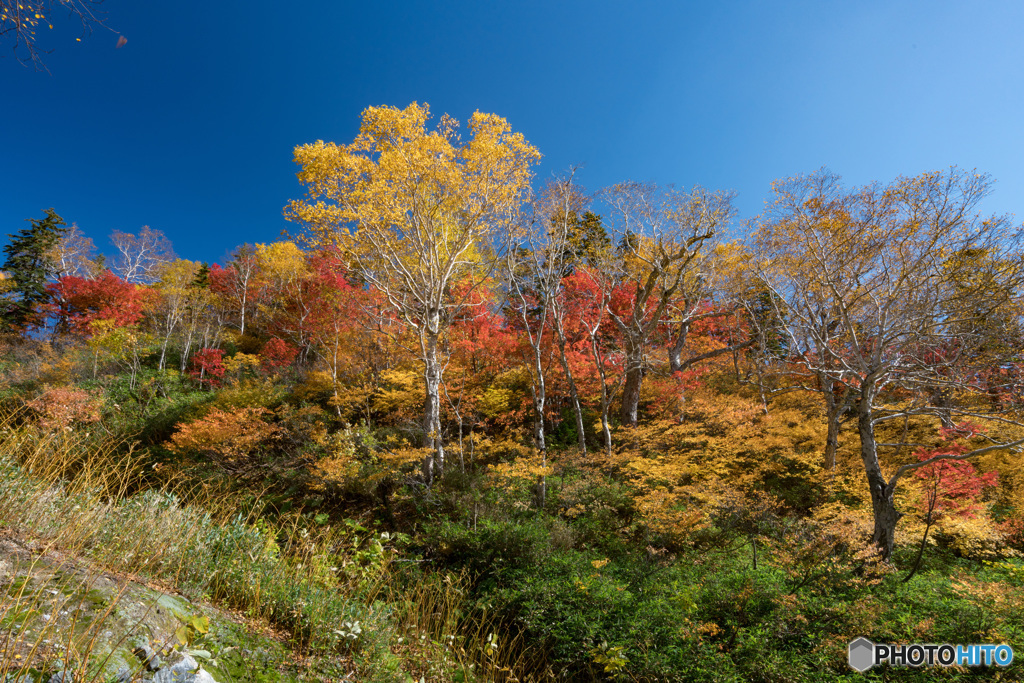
0;416;540;682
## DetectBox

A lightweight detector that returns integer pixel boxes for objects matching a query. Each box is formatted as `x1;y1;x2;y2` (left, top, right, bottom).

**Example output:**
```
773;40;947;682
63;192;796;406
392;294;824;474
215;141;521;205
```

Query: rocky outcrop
0;536;294;682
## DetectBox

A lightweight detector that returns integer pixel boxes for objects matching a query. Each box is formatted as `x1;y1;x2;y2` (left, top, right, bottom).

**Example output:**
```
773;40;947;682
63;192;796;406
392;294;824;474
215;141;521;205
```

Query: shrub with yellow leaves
167;406;279;473
935;515;1015;561
221;351;262;383
370;368;423;426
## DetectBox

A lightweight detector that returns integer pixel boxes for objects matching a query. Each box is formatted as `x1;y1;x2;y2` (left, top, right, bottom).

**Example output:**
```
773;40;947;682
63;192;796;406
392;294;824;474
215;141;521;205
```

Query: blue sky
2;1;1023;264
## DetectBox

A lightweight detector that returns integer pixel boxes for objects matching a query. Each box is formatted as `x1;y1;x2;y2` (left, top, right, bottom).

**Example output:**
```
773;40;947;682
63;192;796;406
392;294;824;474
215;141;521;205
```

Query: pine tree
2;208;68;332
192;262;211;289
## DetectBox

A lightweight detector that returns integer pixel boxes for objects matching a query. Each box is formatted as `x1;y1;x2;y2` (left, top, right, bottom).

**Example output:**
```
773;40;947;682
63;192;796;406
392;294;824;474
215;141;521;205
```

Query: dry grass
0;411;549;682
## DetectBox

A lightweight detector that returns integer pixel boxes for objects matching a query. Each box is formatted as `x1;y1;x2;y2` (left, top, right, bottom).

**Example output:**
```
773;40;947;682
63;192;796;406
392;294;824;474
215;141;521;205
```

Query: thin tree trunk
422;327;445;485
553;316;587;454
823;378;842;470
442;377;466;474
159;307;180;372
180;326;194;373
240;283;247;335
858;386;901;561
590;330;615;458
620;333;643;427
526;345;547;508
668;320;689;374
904;475;940;583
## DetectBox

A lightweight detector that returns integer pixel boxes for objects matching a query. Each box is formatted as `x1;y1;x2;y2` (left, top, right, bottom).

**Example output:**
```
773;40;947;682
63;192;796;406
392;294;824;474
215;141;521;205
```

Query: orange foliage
168;407;279;464
25;386;101;430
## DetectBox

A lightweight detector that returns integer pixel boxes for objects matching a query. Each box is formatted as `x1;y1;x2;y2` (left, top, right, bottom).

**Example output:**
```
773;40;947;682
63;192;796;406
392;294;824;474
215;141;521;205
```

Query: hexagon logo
849;637;875;672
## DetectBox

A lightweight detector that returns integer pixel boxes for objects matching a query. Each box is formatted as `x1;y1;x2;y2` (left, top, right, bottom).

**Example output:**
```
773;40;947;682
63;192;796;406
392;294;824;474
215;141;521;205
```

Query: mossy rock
0;538;305;682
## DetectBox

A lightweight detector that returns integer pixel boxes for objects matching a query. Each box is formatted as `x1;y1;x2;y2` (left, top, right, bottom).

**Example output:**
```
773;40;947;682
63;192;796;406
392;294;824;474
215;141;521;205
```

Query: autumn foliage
49;271;152;335
25;386;101;430
188;348;226;388
168;406;279;467
4;104;1024;683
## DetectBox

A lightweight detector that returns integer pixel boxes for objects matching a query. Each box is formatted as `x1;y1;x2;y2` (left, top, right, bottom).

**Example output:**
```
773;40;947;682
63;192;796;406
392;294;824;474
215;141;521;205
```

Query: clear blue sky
2;1;1023;264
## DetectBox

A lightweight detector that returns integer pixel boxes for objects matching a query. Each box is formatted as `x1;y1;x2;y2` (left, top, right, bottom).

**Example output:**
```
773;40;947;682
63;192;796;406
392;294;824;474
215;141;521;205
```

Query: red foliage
914;424;998;518
552;268;622;394
260;337;298;372
209;260;269;333
938;421;984;440
48;271;152;335
449;279;517;375
980;364;1024;411
207;263;235;295
269;250;361;357
189;348;226;389
997;517;1024;548
559;269;615;346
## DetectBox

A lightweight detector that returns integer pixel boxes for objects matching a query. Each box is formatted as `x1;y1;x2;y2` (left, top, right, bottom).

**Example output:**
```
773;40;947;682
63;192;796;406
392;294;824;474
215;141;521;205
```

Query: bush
167;406;280;471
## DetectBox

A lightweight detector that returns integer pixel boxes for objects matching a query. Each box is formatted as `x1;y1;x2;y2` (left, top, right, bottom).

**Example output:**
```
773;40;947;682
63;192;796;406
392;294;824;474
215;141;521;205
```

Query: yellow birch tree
285;102;540;483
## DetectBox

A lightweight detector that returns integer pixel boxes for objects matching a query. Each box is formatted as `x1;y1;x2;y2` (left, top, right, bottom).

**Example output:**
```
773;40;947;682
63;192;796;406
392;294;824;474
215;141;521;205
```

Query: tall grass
0;413;546;682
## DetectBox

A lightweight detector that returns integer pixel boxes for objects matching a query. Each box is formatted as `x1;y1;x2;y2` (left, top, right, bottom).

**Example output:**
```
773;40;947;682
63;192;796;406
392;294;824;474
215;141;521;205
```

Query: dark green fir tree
1;208;68;332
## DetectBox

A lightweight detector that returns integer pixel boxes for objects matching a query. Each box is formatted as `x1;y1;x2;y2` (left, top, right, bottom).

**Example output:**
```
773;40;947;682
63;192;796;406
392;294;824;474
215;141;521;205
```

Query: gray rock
149;654;219;683
47;674;71;683
113;667;133;683
169;654;198;673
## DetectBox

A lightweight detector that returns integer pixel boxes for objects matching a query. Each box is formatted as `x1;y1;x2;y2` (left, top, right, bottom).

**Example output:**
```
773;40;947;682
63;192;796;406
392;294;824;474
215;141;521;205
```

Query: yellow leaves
256;241;308;288
87;318;149;358
285;102;540;320
935;515;1011;561
695;621;723;638
633;489;707;539
370;368;422;422
379;444;429;470
291;370;337;404
475;368;528;419
981;442;1024;520
949;571;1024;640
808;501;874;546
309;429;362;489
477;386;514;419
326;381;374;419
167;407;279;463
222;352;262;381
581;384;856;543
486;440;547;484
155;259;201;291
